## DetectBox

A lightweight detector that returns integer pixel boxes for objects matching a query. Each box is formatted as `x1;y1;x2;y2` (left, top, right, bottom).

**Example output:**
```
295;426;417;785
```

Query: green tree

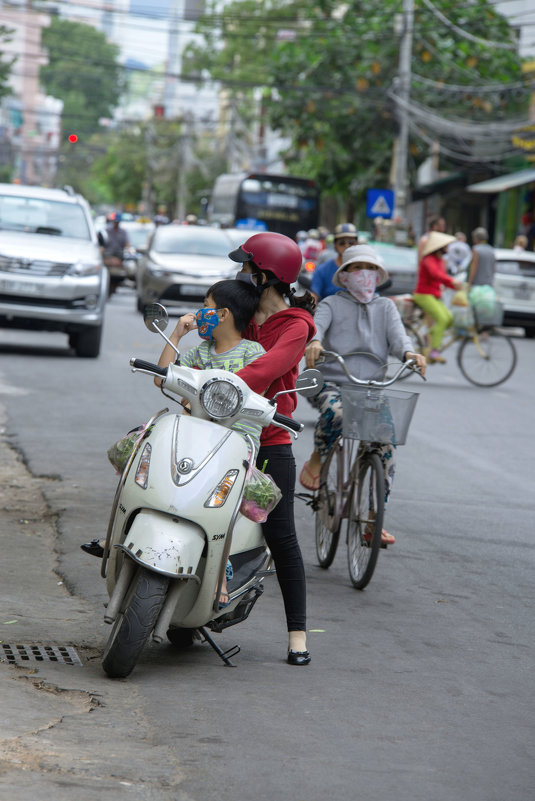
0;25;15;103
90;126;148;207
184;0;528;217
40;18;123;137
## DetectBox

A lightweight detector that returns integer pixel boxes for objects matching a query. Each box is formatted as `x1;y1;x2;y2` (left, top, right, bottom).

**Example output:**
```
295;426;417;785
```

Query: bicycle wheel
457;330;517;387
346;452;384;590
315;441;342;569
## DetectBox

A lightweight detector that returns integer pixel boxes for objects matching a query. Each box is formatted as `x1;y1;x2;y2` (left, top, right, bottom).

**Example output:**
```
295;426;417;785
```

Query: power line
419;0;517;49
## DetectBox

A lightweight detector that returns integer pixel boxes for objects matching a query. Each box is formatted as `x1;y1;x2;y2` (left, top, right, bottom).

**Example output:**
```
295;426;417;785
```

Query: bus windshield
209;173;319;238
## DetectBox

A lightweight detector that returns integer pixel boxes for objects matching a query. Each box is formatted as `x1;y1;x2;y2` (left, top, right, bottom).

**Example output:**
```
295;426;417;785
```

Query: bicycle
395;296;517;387
304;351;424;590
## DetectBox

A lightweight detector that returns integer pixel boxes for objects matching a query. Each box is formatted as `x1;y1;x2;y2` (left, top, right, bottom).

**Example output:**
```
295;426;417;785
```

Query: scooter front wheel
102;566;169;678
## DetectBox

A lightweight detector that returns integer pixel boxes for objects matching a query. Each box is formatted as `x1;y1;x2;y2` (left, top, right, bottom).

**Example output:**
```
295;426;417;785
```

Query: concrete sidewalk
0;408;188;800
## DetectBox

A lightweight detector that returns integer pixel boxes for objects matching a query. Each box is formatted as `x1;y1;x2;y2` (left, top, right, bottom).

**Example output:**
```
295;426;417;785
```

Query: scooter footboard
118;509;205;578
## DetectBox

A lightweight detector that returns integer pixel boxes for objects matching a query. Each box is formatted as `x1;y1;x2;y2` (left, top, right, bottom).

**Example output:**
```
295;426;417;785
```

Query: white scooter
99;304;320;678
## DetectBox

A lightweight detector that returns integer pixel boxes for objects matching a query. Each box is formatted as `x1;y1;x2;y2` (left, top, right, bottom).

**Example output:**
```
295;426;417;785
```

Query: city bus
208;173;320;239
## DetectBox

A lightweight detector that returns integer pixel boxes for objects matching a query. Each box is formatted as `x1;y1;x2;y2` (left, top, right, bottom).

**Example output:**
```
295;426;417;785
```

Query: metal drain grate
0;643;83;667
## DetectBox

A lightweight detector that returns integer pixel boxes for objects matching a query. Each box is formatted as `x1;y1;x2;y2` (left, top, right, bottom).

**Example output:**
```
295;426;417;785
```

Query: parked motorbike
99;303;321;677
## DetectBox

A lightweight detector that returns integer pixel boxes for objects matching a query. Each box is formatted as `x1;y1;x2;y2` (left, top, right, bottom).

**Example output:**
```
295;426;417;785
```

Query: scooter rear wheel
102;566;169;678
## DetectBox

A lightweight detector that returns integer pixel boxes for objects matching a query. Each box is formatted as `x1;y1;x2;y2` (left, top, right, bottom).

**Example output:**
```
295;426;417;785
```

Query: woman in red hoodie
413;231;463;363
230;232;316;666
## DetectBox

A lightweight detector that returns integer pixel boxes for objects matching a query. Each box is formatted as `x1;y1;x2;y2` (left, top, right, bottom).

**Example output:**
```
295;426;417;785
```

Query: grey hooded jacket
312;291;414;384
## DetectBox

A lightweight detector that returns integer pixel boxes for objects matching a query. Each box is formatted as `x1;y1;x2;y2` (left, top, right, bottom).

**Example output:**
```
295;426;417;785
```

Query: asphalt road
1;286;534;801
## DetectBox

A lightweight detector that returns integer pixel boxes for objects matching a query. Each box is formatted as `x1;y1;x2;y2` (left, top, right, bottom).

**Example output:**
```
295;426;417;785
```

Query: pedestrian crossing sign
366;189;394;219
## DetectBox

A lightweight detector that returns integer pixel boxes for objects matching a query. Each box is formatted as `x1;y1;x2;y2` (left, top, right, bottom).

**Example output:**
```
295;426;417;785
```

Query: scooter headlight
200;378;242;419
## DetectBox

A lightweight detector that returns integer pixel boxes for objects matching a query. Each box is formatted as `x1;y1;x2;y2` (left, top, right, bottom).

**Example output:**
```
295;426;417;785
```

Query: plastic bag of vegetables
107;423;153;474
239;460;282;523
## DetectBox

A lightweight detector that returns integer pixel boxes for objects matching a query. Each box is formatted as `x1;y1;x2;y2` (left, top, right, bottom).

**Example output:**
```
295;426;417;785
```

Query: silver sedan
136;225;245;312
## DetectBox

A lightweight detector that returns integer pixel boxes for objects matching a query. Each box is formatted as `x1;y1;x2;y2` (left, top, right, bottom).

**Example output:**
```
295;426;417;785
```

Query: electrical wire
419;0;517;49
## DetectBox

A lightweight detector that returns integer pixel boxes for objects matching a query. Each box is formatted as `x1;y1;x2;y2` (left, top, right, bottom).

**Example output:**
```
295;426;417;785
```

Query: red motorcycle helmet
229;232;303;284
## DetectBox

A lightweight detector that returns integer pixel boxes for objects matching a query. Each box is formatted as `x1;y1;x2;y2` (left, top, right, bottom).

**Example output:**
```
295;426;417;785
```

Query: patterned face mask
338;269;378;303
195;307;223;340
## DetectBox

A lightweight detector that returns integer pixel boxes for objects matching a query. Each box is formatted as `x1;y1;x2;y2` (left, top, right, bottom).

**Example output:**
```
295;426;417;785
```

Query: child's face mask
338;268;378;303
195;307;223;340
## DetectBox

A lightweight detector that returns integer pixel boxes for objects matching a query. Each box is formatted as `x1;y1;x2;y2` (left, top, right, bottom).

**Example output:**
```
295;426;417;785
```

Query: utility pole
393;0;414;230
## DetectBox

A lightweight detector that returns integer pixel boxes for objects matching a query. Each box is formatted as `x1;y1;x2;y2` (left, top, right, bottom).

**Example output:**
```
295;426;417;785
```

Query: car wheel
524;327;535;339
71;326;102;358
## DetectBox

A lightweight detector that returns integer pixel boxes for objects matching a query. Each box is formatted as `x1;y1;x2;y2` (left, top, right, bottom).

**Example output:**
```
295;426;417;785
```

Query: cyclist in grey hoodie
300;244;426;545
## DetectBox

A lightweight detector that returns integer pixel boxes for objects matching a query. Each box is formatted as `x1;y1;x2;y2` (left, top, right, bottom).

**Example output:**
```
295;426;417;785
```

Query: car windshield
126;226;154;249
152;227;232;256
0;196;91;239
371;244;417;269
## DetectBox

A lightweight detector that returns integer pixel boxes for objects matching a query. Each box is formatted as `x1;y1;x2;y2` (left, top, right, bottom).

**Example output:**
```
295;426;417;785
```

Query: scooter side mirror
144;303;169;333
295;369;323;398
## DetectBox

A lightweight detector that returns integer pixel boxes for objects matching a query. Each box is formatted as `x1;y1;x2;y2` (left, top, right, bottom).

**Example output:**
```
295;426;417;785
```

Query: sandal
363;528;396;546
299;461;320;491
214;590;230;610
81;538;105;558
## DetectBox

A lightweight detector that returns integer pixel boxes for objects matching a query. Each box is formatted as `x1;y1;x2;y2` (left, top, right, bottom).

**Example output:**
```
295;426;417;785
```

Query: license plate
180;284;202;296
513;286;532;300
0;278;42;295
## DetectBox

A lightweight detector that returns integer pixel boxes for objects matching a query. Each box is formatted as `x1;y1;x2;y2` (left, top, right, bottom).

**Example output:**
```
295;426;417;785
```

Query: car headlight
146;259;166;278
68;261;102;277
200;378;242;419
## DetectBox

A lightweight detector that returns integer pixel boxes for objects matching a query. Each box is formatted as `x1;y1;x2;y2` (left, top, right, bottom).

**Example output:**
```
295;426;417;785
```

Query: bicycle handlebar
317;351;424;387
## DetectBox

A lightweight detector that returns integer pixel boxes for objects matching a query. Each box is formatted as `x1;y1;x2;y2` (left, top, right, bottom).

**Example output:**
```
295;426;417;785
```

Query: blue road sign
366;189;394;219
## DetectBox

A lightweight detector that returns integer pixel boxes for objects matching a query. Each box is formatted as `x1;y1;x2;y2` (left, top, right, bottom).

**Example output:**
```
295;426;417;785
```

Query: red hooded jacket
238;307;316;447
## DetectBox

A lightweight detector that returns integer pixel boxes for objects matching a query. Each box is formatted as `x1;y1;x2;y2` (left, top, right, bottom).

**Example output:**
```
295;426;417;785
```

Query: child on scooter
82;281;264;604
156;279;266;607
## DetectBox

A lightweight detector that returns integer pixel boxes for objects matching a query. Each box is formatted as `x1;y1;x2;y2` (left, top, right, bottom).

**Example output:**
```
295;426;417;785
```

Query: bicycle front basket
341;385;419;446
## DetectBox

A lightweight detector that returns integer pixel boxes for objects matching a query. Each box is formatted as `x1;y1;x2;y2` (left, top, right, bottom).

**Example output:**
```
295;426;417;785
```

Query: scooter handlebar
130;358;168;377
272;412;304;433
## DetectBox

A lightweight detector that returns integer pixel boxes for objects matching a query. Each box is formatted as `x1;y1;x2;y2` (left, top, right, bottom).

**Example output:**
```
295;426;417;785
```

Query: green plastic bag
107;423;153;474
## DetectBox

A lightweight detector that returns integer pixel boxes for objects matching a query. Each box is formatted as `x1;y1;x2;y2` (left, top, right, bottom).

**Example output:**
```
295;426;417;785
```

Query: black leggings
257;444;306;632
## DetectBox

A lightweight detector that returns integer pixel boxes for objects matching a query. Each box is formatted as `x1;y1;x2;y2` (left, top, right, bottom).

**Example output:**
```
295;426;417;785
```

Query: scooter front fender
117;509;205;580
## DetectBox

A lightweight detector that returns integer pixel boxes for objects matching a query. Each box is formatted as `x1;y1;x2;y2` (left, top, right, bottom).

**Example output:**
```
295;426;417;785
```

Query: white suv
0;183;109;357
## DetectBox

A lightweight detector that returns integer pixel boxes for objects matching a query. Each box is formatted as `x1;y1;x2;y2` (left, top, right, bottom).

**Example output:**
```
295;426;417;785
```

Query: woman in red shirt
230;232;316;666
413;231;463;363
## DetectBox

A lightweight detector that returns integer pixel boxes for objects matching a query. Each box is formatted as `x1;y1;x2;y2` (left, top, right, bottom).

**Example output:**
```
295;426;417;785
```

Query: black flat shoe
287;649;311;666
81;539;104;558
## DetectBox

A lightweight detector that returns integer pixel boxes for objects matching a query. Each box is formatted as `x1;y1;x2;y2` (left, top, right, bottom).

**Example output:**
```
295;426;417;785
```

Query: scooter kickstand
198;626;240;667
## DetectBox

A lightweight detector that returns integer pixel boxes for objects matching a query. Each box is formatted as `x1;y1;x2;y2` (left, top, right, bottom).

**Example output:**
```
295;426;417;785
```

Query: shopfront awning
467;168;535;194
411;172;466;201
